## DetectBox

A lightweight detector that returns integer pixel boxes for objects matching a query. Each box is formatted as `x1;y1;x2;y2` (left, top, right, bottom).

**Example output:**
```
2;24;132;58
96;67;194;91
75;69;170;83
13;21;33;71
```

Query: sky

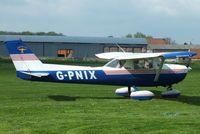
1;0;200;44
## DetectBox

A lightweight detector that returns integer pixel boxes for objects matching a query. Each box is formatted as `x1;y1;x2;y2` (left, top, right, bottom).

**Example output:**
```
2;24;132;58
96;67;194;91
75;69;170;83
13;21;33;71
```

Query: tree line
108;32;176;44
0;31;64;36
125;32;153;39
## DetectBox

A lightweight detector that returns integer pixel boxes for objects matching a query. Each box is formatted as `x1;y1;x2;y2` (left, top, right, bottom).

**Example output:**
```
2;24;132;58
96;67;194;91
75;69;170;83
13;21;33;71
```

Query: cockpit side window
145;59;153;69
119;60;126;68
124;60;133;69
123;58;161;70
152;58;161;69
104;58;161;69
136;60;145;69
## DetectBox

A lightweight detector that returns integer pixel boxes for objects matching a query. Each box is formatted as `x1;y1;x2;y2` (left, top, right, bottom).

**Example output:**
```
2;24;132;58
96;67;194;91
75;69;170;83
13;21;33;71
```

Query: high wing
96;51;197;82
95;52;197;60
21;72;50;77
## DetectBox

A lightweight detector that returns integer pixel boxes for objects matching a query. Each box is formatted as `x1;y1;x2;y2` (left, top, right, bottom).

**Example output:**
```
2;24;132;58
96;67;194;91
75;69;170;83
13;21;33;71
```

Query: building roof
147;38;167;45
148;44;200;50
190;49;200;59
0;35;147;45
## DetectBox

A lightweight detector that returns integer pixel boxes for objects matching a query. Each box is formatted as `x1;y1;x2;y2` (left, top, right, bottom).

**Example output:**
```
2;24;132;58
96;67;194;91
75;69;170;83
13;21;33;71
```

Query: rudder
4;40;43;72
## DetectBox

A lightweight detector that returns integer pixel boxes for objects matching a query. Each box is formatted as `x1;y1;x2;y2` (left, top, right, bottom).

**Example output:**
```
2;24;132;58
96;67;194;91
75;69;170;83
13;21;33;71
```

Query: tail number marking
56;71;97;80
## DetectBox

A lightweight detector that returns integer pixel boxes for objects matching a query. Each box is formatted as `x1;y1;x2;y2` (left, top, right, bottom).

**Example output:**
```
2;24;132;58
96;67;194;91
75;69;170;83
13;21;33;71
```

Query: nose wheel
162;85;181;98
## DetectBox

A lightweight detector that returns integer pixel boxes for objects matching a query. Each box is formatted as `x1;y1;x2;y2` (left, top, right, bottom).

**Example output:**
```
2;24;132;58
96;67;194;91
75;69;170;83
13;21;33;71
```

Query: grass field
0;59;200;134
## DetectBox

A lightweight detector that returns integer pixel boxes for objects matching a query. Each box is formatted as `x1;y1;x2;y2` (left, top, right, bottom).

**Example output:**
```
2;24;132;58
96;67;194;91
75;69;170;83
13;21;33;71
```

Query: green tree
126;34;133;38
125;32;153;39
0;31;64;36
134;32;153;39
108;35;114;38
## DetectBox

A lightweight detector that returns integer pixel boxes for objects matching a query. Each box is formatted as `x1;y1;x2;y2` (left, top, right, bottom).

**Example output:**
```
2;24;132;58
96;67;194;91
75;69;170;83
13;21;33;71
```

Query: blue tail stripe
4;40;33;54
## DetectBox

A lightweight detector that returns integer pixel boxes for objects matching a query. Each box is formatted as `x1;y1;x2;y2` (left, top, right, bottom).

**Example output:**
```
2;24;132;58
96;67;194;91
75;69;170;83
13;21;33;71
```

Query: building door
57;49;73;58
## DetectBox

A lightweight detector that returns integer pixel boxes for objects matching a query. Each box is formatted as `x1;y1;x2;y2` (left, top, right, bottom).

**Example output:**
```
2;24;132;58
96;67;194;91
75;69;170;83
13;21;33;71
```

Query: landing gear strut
128;86;131;96
167;85;173;90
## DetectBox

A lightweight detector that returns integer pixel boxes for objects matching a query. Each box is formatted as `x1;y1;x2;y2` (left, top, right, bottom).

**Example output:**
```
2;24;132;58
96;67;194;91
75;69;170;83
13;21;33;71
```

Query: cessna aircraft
4;40;197;100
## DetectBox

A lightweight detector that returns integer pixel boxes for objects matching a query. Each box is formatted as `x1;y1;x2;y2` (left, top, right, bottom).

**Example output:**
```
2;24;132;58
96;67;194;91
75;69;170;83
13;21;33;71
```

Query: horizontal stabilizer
21;72;49;77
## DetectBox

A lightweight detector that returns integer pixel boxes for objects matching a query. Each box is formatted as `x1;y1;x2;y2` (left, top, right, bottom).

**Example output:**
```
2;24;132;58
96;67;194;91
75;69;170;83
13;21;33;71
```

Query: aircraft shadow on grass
153;90;200;106
48;91;200;106
48;95;128;102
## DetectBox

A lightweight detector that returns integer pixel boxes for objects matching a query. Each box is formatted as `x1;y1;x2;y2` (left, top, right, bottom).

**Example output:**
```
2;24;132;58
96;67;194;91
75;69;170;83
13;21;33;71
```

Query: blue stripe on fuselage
16;70;187;87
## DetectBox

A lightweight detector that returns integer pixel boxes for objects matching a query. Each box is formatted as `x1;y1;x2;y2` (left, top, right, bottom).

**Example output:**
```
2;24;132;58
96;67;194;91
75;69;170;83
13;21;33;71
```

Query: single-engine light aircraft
4;40;197;100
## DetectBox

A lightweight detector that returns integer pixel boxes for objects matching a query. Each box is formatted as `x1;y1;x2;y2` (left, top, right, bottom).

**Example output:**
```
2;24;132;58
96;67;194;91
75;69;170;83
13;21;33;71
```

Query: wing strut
154;57;165;82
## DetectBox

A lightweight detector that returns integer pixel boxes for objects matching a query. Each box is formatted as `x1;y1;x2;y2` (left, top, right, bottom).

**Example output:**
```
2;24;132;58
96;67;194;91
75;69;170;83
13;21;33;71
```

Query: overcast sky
1;0;200;44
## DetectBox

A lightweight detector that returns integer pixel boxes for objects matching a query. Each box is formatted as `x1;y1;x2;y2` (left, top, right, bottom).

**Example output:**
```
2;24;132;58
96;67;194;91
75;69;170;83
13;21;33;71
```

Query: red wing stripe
10;54;39;61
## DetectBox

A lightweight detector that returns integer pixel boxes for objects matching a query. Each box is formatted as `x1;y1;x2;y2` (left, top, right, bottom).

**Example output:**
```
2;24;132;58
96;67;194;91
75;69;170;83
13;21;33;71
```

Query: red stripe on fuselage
104;69;188;75
10;54;39;61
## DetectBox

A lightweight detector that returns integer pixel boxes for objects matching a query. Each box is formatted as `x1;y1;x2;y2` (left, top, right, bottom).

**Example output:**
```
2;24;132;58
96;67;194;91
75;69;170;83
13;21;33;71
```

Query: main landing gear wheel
130;91;154;100
115;86;138;97
115;86;154;100
161;85;181;98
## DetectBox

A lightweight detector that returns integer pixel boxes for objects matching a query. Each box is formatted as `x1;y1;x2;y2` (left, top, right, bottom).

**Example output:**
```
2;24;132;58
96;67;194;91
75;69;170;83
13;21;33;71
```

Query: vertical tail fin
4;40;43;72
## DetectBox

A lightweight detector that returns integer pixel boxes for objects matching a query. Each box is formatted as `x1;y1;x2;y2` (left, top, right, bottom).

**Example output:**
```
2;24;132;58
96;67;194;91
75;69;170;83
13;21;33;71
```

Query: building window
104;47;110;52
57;49;73;58
109;47;118;52
133;48;142;53
103;46;142;53
126;47;133;52
120;47;126;52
